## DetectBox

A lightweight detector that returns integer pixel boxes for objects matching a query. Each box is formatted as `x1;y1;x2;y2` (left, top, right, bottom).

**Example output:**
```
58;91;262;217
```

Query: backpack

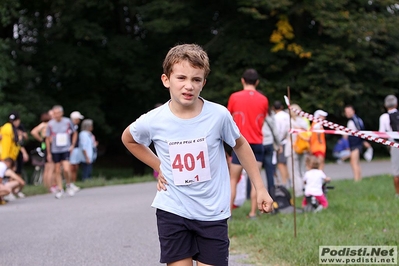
389;111;399;131
294;131;311;154
270;185;293;211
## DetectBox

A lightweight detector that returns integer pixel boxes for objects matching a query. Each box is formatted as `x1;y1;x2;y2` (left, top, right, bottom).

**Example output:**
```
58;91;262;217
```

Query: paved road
0;160;391;266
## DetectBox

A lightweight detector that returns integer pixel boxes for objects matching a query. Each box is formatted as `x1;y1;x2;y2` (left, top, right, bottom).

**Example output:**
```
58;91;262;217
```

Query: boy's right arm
121;126;161;177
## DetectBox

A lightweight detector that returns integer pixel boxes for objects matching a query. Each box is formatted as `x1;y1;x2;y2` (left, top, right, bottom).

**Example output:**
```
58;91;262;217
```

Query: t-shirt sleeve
320;170;327;180
221;108;240;148
129;113;152;147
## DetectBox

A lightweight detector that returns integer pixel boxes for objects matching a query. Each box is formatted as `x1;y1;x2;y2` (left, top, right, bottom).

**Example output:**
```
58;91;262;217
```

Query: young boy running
121;43;273;266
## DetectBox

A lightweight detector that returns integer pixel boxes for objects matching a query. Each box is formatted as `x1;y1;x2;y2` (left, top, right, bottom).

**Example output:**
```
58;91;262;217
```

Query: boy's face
161;60;206;108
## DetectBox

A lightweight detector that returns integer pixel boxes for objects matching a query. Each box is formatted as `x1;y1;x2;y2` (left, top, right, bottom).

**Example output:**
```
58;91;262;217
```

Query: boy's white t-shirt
129;98;240;221
303;169;326;196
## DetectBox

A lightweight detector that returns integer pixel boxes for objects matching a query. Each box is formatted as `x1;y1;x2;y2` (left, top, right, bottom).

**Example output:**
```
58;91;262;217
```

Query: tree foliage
1;0;398;167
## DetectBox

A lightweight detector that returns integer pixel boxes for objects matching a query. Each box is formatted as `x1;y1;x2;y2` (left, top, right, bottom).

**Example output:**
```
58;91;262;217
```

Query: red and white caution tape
289;128;399;139
284;96;399;148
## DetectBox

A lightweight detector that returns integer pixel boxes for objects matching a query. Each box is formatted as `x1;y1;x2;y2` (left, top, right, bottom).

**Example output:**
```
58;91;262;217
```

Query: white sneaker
364;147;373;162
66;187;75;196
55;190;64;199
4;193;17;202
50;186;58;194
314;205;324;213
17;192;26;198
70;183;80;192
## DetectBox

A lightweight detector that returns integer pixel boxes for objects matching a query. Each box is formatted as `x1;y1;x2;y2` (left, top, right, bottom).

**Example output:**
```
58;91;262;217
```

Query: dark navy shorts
231;143;264;165
350;144;363;153
51;152;70;163
156;209;229;265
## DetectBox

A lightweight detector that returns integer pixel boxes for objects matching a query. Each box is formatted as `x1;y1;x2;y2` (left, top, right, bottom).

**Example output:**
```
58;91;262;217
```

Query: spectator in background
0;158;25;202
46;105;77;199
273;101;290;187
227;68;269;219
0;112;26;198
69;111;84;192
378;95;399;198
302;155;331;212
262;107;281;199
332;137;351;164
344;105;373;181
79;119;97;181
309;110;328;170
31;110;56;192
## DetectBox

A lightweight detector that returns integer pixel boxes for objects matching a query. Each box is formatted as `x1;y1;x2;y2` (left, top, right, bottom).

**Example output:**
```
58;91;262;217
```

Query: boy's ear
161;74;170;88
202;79;207;88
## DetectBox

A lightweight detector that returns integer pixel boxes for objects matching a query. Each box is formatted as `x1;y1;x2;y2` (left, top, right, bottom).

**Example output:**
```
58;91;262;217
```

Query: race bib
168;137;211;186
55;133;68;147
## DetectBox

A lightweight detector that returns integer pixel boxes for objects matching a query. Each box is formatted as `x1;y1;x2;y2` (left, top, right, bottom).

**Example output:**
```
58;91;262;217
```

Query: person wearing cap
309;110;328;170
0;112;21;162
69;111;84;193
378;94;399;198
46;105;77;199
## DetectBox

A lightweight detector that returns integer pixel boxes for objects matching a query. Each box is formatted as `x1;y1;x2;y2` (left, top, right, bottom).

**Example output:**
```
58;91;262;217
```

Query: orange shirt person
310;110;328;170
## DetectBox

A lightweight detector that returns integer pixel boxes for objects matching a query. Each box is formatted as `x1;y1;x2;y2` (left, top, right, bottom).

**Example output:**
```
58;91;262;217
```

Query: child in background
332;137;351;164
302;155;330;212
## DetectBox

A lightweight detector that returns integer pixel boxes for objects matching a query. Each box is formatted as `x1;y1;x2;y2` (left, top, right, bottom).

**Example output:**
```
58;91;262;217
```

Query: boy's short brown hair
162;44;210;78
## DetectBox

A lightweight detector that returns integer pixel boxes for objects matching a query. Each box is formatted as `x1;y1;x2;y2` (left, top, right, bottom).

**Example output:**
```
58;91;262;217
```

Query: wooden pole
287;86;297;238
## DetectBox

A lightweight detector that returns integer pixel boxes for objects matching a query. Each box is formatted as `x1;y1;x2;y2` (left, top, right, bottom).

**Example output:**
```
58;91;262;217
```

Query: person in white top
302;155;331;211
378;95;399;198
121;44;273;266
273;101;290;187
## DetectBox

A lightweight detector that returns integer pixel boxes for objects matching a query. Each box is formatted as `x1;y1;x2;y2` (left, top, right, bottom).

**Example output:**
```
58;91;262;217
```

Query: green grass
228;175;399;266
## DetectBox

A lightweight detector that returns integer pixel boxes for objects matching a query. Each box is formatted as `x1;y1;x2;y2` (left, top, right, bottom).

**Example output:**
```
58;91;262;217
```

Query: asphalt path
0;160;392;266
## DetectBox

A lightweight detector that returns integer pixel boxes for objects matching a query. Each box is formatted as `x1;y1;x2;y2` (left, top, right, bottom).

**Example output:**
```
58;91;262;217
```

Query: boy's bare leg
167;257;193;266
